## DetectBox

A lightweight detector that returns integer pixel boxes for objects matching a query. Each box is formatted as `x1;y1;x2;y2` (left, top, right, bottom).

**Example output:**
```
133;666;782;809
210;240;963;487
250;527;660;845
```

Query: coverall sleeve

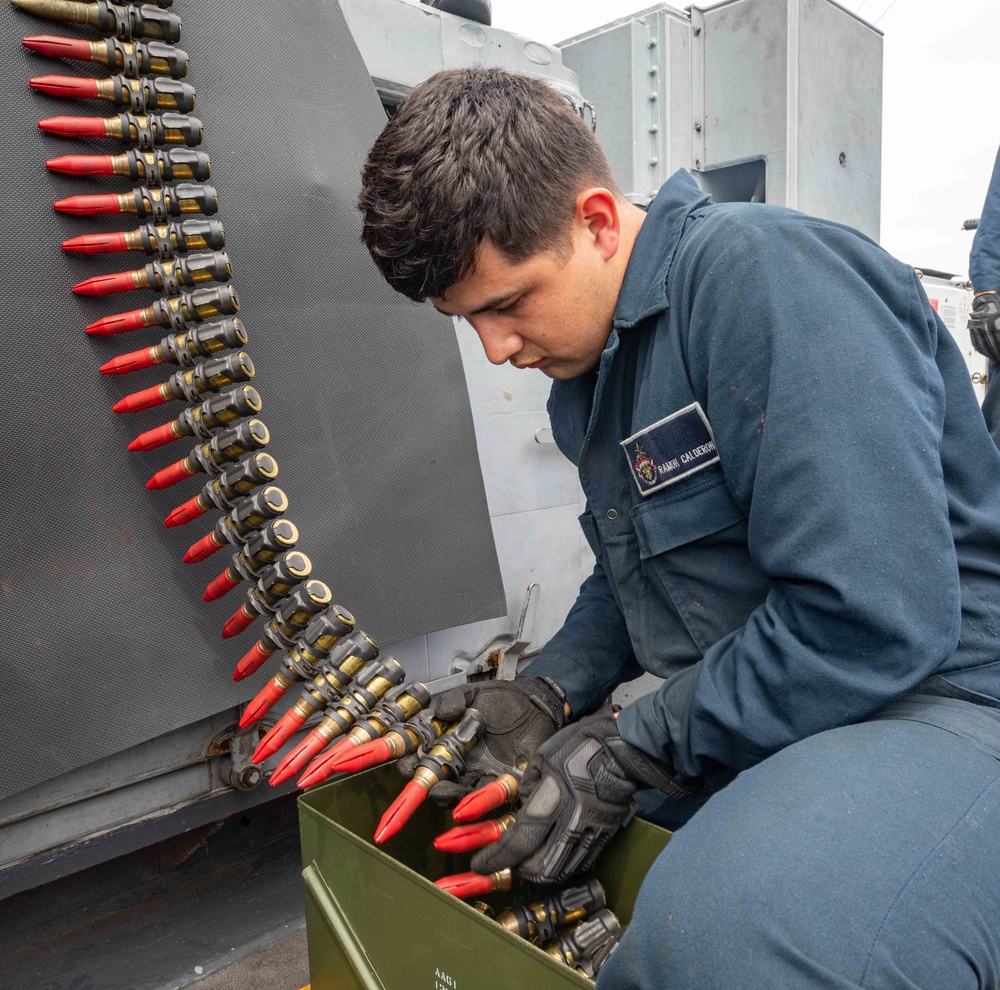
617;213;963;778
970;144;1000;294
524;556;644;717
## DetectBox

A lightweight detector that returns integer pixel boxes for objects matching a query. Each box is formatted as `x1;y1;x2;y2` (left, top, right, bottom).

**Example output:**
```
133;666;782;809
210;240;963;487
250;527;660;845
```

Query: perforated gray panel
0;0;504;801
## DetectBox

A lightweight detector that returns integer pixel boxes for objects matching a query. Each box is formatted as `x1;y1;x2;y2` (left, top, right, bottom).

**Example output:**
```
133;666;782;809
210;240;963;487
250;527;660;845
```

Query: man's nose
472;319;522;366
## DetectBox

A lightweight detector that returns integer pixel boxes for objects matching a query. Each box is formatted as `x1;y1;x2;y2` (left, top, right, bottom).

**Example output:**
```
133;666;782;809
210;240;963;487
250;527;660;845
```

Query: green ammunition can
298;764;670;990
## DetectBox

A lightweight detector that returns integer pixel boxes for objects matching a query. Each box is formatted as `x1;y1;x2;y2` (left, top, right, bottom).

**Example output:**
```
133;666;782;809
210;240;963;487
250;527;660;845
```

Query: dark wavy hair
358;66;618;302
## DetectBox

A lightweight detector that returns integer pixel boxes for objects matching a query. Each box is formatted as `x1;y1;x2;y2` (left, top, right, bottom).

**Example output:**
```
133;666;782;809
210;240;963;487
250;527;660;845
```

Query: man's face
431;228;619;381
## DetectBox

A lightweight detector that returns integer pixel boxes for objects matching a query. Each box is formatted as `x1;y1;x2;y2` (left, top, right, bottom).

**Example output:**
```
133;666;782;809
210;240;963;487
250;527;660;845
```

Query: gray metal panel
0;0;504;803
795;0;882;238
560;4;692;202
340;0;583;107
692;0;881;237
562;0;880;235
692;0;788;174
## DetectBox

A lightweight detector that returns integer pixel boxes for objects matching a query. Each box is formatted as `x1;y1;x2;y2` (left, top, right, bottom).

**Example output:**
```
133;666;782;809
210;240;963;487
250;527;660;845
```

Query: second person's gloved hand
968;290;1000;362
397;676;568;804
470;705;698;885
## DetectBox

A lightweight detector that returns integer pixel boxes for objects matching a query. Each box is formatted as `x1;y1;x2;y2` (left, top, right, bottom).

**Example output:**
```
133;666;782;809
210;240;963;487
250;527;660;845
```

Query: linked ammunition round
285;626;375;687
341;681;432;748
13;0;182;44
49;147;210;186
258;584;340;653
24;36;188;79
229;518;300;580
543;910;622;969
196;418;269;474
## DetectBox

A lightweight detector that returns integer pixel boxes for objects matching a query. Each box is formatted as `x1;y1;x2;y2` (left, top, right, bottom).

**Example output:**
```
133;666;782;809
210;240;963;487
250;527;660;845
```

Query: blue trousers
599;695;1000;989
983;360;1000;451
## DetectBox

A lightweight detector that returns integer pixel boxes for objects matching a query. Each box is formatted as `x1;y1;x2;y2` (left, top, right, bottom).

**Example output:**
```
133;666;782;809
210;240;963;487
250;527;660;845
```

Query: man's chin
542;360;598;381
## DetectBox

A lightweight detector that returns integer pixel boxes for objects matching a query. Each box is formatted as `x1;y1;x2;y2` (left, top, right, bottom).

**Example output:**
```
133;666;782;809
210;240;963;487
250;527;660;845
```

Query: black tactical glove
471;706;697;885
397;676;567;805
968;291;1000;362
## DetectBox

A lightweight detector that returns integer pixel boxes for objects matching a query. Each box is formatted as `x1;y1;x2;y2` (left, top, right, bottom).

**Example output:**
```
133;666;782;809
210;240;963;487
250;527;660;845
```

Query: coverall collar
613;169;712;331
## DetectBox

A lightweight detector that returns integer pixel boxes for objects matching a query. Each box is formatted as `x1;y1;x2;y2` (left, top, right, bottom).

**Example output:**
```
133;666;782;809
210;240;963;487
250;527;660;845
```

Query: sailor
360;66;1000;989
969;144;1000;448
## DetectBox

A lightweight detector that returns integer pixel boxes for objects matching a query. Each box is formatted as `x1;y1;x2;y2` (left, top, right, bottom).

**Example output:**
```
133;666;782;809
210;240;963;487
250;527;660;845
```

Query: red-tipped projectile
434;870;512;900
266;757;301;788
222;605;256;638
183;531;221;564
29;74;100;100
297;739;359;790
268;731;330;787
23;35;91;60
322;736;356;764
146;458;195;489
312;737;395;780
64;231;131;255
74;271;136;296
453;781;510;822
39;115;106;139
205;569;241;603
131;421;179;453
433;820;505;854
55;193;122;217
239;680;288;730
373;780;429;844
164;494;205;526
47;154;115;176
113;383;166;413
86;309;148;335
231;640;273;679
101;346;157;374
251;707;307;764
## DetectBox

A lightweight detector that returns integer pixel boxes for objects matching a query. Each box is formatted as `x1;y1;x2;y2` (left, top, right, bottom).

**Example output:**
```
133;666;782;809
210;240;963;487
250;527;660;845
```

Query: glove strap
607;735;700;799
515;676;568;729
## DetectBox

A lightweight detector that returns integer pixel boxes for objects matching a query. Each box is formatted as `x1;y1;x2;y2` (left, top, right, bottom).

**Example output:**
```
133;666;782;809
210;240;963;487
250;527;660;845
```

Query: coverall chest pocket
629;475;771;655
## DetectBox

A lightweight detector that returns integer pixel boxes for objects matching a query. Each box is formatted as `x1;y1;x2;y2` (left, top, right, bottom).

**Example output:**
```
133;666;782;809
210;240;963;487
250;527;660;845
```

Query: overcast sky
490;0;999;278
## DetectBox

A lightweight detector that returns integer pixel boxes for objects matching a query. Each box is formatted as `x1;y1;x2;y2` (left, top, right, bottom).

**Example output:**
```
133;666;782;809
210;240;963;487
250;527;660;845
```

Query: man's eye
495;298;521;315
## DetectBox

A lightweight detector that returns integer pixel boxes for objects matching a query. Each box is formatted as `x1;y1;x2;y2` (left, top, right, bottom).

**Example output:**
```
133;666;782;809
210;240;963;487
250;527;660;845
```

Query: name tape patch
621;402;720;496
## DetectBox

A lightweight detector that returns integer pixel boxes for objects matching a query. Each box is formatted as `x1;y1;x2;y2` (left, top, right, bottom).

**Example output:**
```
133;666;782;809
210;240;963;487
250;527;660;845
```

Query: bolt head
234;765;262;789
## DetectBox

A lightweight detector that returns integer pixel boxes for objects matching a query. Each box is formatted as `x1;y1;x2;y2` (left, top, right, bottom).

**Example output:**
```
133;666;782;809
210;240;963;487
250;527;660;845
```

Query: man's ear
575;187;621;260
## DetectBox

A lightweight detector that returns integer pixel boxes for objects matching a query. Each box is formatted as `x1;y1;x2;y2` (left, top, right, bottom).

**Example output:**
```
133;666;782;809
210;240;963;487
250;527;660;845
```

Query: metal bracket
227;729;265;791
445;582;541;687
496;582;539;680
210;723;275;791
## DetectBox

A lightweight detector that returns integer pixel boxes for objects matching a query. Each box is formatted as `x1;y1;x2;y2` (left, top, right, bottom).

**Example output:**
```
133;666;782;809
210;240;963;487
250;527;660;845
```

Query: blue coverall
970;143;1000;447
526;169;1000;989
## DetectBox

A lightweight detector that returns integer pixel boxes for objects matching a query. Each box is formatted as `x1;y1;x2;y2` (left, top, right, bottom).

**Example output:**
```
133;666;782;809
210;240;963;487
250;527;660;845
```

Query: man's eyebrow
432;289;524;319
470;290;522;316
